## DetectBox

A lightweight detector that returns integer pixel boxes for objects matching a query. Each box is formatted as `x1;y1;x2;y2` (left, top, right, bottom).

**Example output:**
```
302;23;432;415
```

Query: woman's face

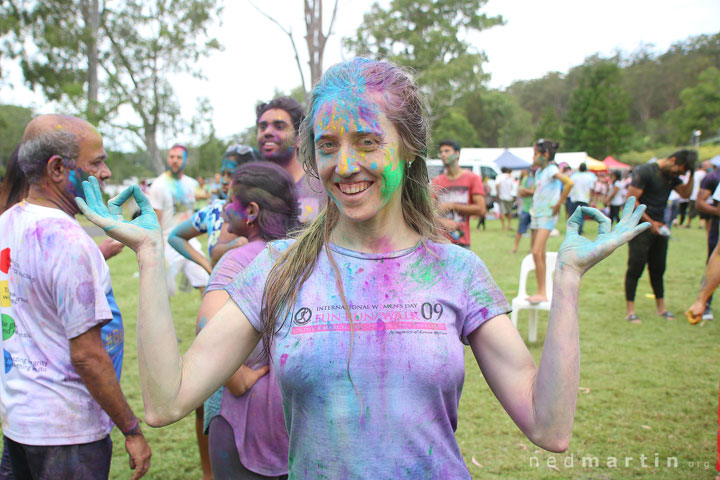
222;187;250;236
533;145;548;165
313;93;405;224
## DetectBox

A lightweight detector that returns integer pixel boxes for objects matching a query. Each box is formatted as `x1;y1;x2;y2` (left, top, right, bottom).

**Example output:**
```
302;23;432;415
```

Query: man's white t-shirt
0;202;114;445
570;171;597;203
691;170;706;201
149;172;198;238
497;174;514;202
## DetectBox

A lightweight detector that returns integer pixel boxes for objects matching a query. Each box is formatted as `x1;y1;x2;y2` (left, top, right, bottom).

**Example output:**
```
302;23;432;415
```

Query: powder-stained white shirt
0;202;114;445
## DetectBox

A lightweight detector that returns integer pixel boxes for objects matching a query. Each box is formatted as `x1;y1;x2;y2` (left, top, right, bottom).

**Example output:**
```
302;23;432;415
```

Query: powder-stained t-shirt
431;171;485;246
207;240;289;476
191;198;226;256
630;163;683;222
227;239;511;479
532;163;561;218
0;202;114;446
149;172;198;238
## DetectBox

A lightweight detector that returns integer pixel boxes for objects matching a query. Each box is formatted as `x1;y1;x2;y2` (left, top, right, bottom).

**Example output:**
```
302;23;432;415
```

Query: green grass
99;219;718;479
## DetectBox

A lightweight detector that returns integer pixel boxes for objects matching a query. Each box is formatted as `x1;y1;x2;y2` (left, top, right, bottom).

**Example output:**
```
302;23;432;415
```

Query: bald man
0;115;150;479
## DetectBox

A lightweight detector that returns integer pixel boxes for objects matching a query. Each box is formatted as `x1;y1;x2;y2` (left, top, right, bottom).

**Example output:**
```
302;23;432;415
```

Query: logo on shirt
294;307;312;325
0;248;10;274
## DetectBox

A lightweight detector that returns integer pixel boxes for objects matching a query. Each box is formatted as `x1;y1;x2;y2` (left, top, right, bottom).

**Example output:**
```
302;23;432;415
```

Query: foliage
462;90;533;149
665;66;720;145
534;106;563;143
5;0;222;174
431;107;479;151
344;0;503;120
0;104;33;165
564;60;634;159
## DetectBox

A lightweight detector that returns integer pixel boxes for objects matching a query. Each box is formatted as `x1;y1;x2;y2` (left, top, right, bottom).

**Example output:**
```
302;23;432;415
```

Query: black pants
4;435;112;480
609;205;622;225
625;229;668;301
568;201;589;234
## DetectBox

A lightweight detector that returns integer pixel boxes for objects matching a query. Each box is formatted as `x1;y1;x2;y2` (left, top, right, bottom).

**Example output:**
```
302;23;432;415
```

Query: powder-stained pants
625;229;669;301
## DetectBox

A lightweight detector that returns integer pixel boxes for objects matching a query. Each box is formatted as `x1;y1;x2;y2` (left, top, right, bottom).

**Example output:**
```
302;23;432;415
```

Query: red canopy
603;156;630;169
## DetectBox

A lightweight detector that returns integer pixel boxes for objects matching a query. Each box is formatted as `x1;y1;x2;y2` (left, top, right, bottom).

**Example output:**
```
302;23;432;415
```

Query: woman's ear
247;201;260;223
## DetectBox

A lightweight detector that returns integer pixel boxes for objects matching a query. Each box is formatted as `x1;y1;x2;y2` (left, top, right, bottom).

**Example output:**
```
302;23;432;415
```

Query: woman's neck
330;203;421;254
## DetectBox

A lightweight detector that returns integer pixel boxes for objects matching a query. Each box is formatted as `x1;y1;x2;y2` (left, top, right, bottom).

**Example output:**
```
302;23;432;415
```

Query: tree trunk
81;0;100;124
144;126;164;175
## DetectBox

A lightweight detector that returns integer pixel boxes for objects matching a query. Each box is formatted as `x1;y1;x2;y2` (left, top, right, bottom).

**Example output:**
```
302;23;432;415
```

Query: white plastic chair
510;252;557;342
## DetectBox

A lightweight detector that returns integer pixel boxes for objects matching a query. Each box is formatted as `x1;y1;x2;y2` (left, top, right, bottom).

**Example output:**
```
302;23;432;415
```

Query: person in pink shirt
431;140;485;248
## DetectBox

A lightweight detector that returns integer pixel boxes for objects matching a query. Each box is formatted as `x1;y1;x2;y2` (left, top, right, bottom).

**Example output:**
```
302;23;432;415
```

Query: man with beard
255;96;323;224
431;140;486;248
149;144;209;296
624;150;696;323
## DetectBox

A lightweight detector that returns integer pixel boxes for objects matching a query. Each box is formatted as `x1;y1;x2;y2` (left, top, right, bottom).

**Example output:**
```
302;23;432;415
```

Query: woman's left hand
557;196;650;276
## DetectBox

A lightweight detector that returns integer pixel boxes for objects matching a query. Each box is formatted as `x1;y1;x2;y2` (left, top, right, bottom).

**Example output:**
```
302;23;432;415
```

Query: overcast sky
2;0;719;149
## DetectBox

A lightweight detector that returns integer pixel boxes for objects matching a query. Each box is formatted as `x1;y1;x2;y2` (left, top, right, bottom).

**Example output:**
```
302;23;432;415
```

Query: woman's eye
318;141;336;151
359;138;378;149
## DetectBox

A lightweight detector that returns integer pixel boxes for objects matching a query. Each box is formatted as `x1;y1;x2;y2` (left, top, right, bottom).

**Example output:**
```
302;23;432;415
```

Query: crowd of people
0;57;715;479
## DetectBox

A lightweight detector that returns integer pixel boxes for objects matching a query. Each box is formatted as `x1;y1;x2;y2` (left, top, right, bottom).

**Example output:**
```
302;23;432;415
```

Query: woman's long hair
259;59;445;384
0;146;28;214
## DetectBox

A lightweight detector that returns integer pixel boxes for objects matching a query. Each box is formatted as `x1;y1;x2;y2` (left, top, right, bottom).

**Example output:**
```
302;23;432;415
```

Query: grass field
99;216;718;479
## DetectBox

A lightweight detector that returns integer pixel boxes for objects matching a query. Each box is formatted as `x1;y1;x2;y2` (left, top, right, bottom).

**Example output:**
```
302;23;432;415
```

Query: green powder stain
2;314;15;340
380;149;404;201
429;445;433;456
404;256;440;288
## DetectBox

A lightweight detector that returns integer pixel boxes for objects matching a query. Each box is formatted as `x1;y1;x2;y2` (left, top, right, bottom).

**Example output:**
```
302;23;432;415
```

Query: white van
426;159;502;196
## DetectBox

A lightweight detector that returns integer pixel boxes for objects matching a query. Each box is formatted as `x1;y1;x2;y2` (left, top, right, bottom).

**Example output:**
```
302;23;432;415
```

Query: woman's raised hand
557;197;650;276
75;176;162;252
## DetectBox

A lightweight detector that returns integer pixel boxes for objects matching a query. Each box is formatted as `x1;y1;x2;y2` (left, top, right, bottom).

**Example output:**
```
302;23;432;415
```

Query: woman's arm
469;198;649;451
553;173;574;216
168;219;212;274
76;177;261;426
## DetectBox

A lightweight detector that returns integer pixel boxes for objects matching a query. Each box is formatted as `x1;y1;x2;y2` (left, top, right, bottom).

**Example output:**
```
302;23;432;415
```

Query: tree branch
248;0;307;96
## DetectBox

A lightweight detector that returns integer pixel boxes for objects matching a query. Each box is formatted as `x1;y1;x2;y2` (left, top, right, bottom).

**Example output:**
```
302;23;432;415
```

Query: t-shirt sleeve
700;174;716;192
470;174;485;196
712;183;720;203
191;204;210;233
630;167;648;190
51;232;112;339
225;245;280;333
461;254;511;344
148;180;168;211
547;164;559;178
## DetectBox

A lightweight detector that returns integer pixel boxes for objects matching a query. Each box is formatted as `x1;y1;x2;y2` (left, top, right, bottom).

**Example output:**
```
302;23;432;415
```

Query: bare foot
527;294;548;304
511;248;517;254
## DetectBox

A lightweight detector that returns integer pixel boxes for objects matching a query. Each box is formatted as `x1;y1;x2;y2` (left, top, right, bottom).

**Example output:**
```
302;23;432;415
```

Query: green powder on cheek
380;154;404;201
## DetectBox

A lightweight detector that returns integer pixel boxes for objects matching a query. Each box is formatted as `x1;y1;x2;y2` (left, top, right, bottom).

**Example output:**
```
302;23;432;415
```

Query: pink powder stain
280;353;289;369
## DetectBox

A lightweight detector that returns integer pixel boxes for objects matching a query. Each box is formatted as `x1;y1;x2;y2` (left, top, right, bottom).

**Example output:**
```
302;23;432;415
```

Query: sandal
625;314;641;324
658;311;675;320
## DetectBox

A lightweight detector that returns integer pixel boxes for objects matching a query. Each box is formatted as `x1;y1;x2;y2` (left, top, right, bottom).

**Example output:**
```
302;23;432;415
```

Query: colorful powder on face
380;148;403;201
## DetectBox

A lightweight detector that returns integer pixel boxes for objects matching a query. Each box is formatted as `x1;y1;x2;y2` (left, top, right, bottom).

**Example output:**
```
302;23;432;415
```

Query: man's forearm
168;236;211;273
72;336;139;433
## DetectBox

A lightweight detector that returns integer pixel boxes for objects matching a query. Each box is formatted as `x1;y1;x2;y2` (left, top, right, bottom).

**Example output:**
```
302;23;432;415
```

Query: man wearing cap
0;114;150;479
149;144;209;295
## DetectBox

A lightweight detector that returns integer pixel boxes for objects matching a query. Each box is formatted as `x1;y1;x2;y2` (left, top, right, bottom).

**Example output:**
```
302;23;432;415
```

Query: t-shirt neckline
328;239;426;260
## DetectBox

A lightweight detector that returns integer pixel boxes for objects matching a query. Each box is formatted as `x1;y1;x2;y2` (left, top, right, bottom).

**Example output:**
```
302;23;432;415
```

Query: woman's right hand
76;176;163;253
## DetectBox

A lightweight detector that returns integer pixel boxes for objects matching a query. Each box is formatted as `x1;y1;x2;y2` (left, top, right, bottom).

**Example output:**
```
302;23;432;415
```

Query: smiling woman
77;58;651;480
